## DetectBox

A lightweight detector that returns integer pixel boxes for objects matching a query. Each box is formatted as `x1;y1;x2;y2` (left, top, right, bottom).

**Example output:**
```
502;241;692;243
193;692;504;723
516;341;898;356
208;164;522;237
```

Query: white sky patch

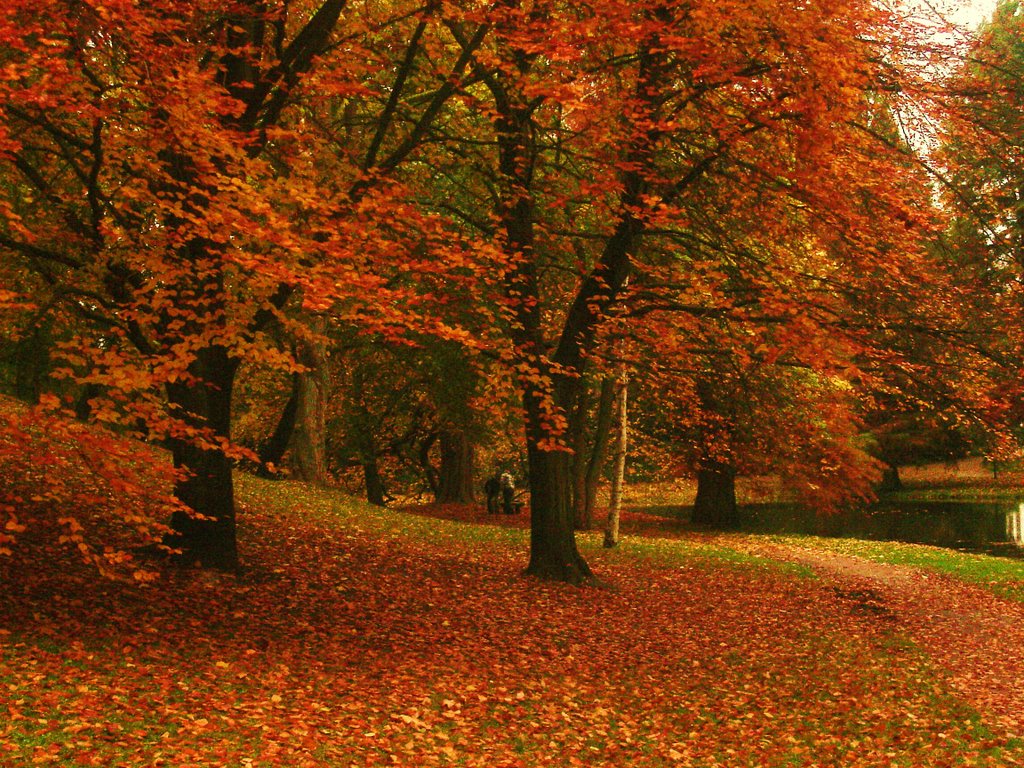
949;0;1000;27
898;0;1000;33
887;0;1002;156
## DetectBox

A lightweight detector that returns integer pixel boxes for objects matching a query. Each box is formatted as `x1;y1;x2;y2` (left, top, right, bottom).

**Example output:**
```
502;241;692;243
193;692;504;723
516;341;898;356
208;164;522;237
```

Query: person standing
500;470;515;514
484;472;501;514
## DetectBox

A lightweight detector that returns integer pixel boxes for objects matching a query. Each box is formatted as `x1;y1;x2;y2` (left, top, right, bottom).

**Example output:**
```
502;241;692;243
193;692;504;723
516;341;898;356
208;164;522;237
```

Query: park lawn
0;476;1021;766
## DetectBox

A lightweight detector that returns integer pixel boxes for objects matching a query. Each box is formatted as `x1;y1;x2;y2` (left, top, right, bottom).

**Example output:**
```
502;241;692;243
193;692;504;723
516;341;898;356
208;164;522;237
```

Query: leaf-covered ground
3;478;1024;766
737;537;1024;740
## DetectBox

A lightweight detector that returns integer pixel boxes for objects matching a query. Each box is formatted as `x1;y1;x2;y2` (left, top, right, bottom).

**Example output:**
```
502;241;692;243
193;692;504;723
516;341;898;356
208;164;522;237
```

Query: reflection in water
1008;504;1024;546
720;499;1024;558
644;499;1024;557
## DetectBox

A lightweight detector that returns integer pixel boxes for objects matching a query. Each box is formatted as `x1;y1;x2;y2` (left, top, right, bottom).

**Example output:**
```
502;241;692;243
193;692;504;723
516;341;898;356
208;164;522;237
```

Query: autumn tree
1;0;991;587
432;0;961;581
937;0;1024;456
0;0;492;568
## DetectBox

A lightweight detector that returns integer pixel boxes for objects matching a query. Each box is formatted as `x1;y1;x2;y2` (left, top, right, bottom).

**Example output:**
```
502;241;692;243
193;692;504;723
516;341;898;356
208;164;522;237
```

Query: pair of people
485;471;516;515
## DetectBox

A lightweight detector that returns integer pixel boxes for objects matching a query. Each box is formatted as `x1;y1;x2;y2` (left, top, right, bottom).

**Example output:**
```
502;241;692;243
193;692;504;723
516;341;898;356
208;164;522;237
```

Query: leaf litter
0;478;1022;766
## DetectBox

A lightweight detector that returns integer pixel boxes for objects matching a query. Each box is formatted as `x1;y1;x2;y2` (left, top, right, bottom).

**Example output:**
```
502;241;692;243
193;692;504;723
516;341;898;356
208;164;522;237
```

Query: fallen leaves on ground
737;537;1024;743
1;478;1022;766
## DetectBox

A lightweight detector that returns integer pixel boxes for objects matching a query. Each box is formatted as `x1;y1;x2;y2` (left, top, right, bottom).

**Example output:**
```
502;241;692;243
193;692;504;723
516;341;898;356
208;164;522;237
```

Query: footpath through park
749;541;1024;737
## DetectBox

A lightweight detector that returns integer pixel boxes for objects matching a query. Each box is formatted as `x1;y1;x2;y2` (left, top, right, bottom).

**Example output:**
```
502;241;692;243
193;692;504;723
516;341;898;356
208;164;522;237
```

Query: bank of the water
638;497;1024;558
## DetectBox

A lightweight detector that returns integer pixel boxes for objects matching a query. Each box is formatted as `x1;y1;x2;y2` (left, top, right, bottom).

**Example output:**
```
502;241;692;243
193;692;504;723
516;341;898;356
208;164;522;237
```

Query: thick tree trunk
289;318;328;484
691;462;739;529
436;428;475;503
363;457;387;507
525;443;593;583
604;377;628;548
152;0;349;571
164;345;240;570
879;463;903;492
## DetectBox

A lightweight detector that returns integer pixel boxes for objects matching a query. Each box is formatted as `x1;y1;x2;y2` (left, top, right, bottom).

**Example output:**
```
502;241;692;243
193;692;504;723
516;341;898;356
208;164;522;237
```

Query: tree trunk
485;41;654;582
153;0;348;570
570;382;591;529
436;428;475;503
164;345;240;570
14;319;51;404
363;457;387;507
256;373;300;477
289;317;328;484
691;462;739;529
604;377;628;548
418;432;440;498
583;377;616;530
74;382;102;422
879;463;903;492
525;443;593;583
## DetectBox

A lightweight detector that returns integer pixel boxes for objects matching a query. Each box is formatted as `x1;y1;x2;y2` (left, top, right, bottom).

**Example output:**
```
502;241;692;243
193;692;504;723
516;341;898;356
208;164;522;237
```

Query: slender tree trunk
570;382;591;529
583;376;616;529
289;317;328;484
256;373;300;477
164;345;240;570
604;377;628;548
436;428;475;503
692;462;739;529
418;432;440;497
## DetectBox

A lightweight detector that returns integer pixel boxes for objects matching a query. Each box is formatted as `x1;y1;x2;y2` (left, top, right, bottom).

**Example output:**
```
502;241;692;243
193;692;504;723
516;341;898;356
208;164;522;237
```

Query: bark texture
691;462;739;529
436;429;475;503
289;318;328;485
604;377;628;548
164;346;240;570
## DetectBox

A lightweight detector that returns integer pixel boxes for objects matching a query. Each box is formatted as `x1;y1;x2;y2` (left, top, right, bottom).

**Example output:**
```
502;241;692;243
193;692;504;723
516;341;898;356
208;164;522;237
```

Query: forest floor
5;468;1024;765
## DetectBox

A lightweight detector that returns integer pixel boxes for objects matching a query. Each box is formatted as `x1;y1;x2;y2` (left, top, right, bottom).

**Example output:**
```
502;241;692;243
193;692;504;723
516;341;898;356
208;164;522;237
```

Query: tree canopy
0;0;1018;582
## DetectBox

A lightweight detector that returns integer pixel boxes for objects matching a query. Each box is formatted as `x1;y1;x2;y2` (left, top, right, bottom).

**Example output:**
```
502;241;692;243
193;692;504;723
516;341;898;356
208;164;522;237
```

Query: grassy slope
1;462;1023;766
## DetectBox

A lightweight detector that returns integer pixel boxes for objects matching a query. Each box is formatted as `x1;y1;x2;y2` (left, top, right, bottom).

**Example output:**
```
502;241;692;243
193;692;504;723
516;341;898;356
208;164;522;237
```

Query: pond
650;499;1024;558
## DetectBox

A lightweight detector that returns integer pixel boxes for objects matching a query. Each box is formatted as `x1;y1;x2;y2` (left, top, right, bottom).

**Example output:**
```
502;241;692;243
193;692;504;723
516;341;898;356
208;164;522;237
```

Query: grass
882;486;1024;502
766;533;1024;602
622;460;1024;601
578;528;816;577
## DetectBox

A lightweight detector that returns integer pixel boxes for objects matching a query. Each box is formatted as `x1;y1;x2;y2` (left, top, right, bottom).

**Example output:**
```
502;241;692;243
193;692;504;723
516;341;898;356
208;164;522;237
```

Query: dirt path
752;542;1024;736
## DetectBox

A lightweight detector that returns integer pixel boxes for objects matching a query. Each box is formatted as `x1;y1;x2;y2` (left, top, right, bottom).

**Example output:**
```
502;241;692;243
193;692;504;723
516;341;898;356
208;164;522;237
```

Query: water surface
652;499;1024;558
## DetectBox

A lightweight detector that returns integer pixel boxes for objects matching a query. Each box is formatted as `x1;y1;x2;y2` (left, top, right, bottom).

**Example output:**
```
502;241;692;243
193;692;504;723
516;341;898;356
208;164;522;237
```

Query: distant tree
937;0;1024;459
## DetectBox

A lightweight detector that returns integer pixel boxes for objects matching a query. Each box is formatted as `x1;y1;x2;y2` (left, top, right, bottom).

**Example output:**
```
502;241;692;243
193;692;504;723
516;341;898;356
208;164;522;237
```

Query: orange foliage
0;0;1006;577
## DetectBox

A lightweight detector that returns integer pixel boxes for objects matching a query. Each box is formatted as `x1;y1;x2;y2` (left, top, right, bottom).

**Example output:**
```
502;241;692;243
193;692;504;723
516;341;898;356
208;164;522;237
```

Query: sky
947;0;999;27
